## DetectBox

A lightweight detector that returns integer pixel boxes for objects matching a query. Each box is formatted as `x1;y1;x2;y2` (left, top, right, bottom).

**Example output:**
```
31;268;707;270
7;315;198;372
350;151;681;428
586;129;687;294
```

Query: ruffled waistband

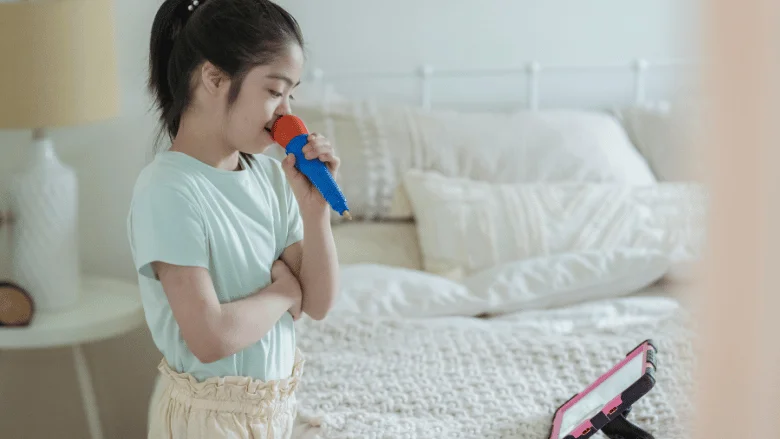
156;349;305;415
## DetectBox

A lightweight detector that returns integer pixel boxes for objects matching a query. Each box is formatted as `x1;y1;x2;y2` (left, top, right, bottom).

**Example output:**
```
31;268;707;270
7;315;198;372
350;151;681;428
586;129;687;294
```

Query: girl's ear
199;61;229;95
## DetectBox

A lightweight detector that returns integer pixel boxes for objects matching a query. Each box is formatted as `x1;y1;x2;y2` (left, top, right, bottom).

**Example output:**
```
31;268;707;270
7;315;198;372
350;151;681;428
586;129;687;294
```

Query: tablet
548;339;657;439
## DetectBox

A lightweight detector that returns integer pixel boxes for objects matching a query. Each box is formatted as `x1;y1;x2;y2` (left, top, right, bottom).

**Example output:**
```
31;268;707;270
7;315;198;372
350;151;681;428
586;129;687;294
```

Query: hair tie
187;0;200;12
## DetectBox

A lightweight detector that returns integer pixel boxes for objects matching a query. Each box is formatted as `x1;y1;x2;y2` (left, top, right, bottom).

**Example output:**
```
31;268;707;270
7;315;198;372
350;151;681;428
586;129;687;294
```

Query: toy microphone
271;115;351;219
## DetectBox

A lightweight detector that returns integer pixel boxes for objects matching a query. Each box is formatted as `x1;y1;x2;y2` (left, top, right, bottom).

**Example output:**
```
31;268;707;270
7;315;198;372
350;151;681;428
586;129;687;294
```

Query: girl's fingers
303;138;333;160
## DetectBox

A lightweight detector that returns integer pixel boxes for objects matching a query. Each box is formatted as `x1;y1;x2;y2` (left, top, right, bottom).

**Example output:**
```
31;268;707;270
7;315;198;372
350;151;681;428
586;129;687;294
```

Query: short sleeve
128;186;210;280
284;181;304;248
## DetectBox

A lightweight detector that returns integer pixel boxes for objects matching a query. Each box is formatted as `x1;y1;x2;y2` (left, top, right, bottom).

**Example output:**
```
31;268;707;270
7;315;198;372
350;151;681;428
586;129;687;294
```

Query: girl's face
221;43;305;155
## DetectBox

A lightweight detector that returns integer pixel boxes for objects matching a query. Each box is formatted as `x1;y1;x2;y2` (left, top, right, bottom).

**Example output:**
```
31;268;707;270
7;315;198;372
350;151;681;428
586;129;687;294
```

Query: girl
127;0;339;437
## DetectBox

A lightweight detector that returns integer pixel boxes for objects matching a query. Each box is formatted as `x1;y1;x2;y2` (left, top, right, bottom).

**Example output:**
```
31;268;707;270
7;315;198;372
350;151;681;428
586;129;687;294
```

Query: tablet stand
600;407;655;439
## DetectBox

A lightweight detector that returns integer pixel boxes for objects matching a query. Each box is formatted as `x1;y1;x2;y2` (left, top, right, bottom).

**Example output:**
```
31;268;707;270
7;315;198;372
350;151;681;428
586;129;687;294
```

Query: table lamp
0;0;119;311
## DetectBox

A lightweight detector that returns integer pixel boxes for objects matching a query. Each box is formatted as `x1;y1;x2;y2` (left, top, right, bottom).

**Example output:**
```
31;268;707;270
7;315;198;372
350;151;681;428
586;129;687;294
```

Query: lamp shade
0;0;120;129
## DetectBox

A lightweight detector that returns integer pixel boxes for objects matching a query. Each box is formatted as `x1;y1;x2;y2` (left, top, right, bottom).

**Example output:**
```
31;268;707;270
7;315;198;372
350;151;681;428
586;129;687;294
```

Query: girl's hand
271;259;302;321
281;133;340;218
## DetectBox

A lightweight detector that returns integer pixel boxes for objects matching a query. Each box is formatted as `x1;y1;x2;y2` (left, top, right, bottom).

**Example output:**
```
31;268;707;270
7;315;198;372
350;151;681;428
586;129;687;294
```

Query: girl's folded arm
153;261;295;364
281;214;339;320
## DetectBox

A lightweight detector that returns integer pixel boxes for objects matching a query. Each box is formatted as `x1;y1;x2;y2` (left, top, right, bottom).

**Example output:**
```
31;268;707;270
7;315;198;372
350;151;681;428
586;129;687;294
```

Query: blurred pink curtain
693;0;780;438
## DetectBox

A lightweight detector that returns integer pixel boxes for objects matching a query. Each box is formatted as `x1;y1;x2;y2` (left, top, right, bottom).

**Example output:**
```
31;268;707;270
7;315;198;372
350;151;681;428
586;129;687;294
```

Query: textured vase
10;134;80;311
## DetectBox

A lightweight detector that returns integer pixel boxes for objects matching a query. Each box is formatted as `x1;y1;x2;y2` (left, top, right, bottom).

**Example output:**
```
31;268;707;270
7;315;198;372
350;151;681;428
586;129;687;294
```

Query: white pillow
614;100;705;182
291;101;657;221
331;264;484;318
461;249;670;314
331;252;668;320
403;170;708;278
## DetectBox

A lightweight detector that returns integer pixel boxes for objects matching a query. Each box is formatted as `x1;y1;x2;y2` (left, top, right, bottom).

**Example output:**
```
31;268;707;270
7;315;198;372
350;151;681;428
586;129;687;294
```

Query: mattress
291;285;695;439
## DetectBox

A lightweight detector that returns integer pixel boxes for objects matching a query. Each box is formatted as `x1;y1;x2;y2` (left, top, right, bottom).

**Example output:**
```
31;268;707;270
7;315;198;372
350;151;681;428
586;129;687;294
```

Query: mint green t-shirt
127;151;303;382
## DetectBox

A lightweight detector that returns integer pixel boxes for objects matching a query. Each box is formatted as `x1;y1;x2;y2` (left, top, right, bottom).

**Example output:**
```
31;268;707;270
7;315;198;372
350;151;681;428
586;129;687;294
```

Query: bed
291;293;696;439
284;60;706;439
149;59;707;439
290;223;701;439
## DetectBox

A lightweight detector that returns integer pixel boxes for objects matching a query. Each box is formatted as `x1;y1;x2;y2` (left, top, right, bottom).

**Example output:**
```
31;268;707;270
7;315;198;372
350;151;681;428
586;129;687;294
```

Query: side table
0;276;145;439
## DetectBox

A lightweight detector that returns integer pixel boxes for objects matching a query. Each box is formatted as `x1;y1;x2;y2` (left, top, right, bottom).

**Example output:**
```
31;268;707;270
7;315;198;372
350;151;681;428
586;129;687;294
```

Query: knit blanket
294;296;697;439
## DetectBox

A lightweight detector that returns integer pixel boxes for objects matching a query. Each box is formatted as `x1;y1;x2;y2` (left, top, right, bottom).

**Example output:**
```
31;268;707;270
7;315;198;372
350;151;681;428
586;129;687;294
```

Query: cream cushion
402;170;708;279
332;222;423;270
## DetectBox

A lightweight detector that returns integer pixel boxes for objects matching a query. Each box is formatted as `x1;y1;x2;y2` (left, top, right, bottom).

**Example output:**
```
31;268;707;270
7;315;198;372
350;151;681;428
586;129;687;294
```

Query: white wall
291;0;698;68
285;0;699;109
0;1;698;438
0;0;700;282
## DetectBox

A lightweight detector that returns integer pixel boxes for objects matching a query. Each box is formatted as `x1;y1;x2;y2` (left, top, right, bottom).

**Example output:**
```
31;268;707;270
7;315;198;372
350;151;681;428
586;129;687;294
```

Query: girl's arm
278;132;342;321
280;210;339;320
154;260;301;364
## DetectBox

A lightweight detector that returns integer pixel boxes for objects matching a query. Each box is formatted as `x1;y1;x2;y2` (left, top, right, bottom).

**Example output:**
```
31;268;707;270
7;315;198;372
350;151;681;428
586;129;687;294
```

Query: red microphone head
271;115;309;149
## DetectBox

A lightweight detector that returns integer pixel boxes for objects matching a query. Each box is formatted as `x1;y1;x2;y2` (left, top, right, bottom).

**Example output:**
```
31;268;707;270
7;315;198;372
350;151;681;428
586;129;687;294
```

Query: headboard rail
306;58;696;111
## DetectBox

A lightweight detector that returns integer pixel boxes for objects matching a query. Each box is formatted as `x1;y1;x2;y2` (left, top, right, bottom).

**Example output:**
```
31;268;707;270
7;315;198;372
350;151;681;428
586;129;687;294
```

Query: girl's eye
269;90;283;98
290;95;295;101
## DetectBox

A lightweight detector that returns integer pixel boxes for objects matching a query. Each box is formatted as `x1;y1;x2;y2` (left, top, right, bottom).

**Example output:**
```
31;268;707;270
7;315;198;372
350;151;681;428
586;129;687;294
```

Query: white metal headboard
306;58;696;111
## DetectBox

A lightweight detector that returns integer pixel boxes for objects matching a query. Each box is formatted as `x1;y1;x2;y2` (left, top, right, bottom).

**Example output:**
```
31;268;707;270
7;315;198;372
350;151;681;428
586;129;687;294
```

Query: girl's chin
241;144;272;156
235;131;279;155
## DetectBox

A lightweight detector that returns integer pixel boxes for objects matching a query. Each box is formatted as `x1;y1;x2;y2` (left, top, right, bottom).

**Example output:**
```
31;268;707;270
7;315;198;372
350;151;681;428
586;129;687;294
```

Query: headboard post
526;61;541;110
419;64;434;111
632;58;649;106
311;68;325;87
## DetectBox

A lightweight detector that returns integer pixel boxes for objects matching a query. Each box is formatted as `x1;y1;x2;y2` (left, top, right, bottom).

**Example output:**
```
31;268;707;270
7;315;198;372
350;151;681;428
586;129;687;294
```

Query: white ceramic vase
10;130;80;311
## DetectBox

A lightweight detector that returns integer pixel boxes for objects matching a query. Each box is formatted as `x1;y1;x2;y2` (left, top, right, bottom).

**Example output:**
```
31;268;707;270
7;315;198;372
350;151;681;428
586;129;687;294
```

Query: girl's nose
277;98;293;116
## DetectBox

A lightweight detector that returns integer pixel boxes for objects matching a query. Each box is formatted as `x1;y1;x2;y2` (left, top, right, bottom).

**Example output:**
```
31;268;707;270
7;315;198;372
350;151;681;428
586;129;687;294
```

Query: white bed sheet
291;283;694;439
145;283;690;439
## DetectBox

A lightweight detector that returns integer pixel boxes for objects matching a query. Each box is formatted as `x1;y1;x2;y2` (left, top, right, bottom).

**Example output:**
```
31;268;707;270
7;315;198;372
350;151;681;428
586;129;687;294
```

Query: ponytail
147;0;305;161
148;0;189;146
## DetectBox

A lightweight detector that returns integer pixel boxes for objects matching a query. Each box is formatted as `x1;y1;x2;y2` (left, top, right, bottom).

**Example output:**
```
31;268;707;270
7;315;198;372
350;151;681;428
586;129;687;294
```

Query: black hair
148;0;304;164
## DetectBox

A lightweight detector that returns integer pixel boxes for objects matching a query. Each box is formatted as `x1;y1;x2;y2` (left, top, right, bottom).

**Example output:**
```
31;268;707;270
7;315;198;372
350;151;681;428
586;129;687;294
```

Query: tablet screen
555;351;646;438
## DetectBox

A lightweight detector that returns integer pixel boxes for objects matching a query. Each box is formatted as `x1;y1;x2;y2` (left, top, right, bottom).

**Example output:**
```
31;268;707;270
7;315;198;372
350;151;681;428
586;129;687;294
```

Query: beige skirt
148;350;305;439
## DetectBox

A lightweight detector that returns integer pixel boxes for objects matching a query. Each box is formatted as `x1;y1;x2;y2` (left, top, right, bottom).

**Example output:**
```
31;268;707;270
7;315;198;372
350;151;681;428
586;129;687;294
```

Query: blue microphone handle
286;134;350;217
